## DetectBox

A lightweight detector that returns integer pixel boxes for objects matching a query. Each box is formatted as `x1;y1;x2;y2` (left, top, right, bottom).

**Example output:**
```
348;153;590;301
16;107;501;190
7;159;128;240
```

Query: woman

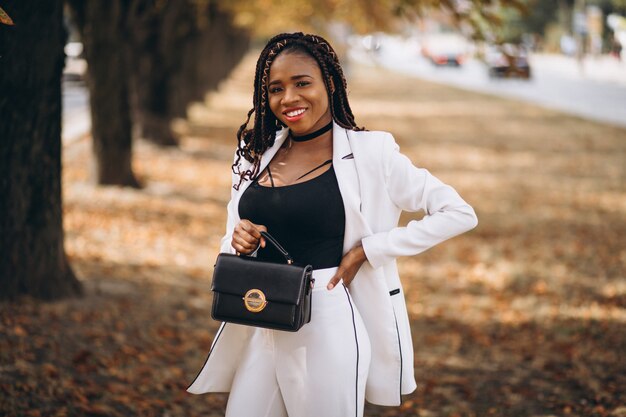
187;32;478;417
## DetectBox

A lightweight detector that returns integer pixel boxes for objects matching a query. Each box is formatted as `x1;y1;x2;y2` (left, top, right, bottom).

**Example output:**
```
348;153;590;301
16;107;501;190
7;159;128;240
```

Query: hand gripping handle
259;231;294;265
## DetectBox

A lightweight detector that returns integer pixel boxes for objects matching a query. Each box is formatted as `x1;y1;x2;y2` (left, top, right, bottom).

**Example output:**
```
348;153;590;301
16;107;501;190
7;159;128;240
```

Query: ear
329;78;336;94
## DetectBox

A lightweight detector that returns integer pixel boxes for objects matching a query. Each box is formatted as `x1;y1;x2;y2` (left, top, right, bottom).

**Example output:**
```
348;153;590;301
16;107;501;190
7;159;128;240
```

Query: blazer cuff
361;233;392;270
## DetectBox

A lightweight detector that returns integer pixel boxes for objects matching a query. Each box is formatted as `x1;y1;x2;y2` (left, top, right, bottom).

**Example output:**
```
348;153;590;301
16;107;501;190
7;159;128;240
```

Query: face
267;51;332;135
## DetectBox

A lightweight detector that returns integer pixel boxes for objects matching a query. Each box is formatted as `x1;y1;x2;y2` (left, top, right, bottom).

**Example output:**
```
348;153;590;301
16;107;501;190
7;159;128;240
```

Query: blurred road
61;81;90;146
350;36;626;128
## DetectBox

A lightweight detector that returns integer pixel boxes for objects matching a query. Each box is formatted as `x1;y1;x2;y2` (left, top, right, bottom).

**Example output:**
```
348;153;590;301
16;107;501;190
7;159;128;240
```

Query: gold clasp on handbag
243;289;268;313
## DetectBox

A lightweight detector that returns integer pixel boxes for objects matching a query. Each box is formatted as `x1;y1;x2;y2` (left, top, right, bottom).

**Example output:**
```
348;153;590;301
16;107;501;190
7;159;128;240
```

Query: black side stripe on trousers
342;284;360;417
392;309;403;404
187;322;227;390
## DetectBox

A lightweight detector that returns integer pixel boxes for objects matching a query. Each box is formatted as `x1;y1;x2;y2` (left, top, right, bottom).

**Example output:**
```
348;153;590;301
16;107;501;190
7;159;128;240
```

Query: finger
232;232;255;249
327;271;344;291
253;223;268;248
232;234;258;253
233;222;261;244
232;242;246;254
342;274;354;287
242;220;262;240
232;240;253;254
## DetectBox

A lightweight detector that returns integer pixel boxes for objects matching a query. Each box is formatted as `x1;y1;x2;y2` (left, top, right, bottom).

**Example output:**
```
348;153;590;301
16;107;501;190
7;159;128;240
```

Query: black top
238;161;345;269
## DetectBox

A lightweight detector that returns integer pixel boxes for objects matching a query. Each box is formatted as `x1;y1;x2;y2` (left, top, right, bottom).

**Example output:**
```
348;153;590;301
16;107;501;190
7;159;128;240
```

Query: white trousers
224;267;372;417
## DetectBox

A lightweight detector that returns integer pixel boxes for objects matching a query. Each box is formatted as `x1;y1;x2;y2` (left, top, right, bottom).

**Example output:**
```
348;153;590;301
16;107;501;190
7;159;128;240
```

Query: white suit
187;123;478;407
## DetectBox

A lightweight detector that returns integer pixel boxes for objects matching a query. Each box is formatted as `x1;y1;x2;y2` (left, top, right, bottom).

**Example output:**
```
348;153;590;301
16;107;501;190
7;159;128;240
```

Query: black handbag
210;231;315;332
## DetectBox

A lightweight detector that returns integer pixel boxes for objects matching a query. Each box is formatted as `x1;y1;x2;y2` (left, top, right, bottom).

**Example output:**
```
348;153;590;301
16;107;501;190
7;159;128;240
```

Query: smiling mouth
283;108;307;119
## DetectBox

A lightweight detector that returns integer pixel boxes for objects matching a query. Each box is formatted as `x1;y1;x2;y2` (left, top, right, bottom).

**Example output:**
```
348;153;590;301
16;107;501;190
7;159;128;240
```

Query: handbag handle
259;231;294;265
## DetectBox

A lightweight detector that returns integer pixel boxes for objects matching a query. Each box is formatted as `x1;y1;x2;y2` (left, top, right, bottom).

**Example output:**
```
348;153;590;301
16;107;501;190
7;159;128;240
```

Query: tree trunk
126;0;180;147
67;0;140;187
66;0;249;181
168;3;250;119
0;1;81;301
127;1;250;137
128;0;250;139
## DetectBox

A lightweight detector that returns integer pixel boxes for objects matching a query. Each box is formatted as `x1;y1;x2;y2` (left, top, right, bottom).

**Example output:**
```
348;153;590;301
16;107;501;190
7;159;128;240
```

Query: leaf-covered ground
2;53;626;417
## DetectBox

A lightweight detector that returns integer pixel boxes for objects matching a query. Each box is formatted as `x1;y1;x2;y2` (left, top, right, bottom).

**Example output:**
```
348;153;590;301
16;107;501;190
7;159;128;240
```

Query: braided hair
232;32;364;190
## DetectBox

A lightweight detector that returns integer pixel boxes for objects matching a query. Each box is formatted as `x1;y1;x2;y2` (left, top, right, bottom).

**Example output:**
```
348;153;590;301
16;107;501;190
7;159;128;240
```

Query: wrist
354;245;367;263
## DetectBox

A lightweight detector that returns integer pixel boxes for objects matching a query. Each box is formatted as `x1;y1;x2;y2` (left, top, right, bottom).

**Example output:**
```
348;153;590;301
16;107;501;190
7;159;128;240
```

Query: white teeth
286;109;306;117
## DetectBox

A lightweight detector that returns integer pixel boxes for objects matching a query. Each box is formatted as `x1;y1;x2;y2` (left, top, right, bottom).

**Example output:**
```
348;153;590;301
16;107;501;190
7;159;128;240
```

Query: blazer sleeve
361;134;478;269
218;152;242;255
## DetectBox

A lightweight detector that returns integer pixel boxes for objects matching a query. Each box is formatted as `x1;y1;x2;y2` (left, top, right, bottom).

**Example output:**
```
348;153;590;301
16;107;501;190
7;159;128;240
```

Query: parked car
421;33;468;67
486;43;531;79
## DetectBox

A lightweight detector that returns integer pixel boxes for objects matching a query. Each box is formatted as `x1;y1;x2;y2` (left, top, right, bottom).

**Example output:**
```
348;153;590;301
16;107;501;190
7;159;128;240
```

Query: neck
290;120;333;142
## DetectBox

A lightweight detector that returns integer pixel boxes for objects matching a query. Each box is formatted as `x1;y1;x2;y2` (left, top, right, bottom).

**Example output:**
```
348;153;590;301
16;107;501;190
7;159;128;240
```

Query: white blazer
187;122;478;406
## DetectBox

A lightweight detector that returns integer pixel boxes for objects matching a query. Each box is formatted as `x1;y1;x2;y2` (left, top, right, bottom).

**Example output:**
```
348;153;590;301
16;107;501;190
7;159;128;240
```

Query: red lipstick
283;107;307;123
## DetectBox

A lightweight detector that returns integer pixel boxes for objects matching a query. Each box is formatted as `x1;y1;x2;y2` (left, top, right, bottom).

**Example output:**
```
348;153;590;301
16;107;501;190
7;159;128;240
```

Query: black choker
291;121;333;142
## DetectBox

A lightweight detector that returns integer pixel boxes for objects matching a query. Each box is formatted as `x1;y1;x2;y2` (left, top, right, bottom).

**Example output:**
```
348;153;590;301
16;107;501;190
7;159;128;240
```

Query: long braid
233;32;364;190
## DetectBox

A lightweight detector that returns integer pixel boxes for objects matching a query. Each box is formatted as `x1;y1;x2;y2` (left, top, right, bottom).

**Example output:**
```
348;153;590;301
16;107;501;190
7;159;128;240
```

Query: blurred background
1;1;626;416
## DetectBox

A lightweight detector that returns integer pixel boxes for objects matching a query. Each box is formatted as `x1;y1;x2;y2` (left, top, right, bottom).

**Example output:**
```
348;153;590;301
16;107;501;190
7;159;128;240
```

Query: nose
281;86;299;106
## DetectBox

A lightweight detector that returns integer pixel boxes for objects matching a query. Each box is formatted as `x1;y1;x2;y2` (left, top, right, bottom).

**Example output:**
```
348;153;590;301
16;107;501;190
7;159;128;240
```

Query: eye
268;86;283;94
295;80;311;87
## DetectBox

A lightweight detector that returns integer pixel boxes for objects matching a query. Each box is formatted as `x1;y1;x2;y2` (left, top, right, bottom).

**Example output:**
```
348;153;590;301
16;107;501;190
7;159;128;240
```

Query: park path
2;52;626;417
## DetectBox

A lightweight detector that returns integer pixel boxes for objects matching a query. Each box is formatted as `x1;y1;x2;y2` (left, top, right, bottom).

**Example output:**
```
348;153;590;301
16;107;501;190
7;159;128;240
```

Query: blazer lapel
332;123;374;254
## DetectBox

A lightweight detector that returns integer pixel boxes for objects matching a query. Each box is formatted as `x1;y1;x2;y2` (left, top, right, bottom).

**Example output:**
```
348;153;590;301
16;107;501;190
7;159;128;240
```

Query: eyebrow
268;74;313;86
